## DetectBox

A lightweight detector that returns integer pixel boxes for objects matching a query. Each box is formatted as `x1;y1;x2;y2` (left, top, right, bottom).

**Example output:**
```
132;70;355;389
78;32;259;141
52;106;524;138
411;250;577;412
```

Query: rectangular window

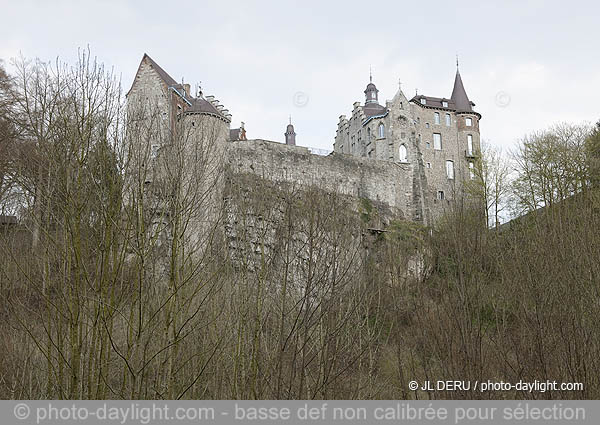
467;134;473;155
421;98;426;105
434;112;440;125
466;117;473;126
446;160;454;179
437;191;445;200
469;162;475;179
433;133;442;150
150;144;159;159
446;113;451;126
442;101;448;108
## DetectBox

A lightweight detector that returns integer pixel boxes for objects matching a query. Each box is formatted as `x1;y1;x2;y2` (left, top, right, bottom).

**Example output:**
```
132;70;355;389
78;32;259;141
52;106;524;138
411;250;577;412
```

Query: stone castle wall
225;139;419;221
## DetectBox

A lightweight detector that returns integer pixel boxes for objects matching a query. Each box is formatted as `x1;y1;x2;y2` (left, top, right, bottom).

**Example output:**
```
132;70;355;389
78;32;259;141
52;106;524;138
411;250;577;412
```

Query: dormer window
420;98;426;105
442;101;448;108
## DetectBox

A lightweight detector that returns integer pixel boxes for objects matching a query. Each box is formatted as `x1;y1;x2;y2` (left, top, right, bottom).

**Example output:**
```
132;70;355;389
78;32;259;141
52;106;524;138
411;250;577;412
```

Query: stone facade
126;54;481;229
334;72;481;223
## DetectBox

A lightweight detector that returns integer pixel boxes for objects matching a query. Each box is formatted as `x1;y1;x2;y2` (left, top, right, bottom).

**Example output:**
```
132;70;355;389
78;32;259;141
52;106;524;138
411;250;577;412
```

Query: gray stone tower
285;118;296;146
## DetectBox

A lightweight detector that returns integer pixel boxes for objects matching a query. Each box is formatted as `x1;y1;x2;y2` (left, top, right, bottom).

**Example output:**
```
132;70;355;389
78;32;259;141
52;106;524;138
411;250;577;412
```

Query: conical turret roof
450;69;473;113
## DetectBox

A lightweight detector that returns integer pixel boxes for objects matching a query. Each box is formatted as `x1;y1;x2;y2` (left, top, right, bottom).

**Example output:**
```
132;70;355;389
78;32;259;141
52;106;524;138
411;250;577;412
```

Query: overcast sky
1;0;599;151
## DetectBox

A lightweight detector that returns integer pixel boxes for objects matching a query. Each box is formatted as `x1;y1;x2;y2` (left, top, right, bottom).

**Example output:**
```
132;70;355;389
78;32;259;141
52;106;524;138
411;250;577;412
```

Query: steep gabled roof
450;69;473;113
142;53;178;87
127;53;178;96
128;54;231;123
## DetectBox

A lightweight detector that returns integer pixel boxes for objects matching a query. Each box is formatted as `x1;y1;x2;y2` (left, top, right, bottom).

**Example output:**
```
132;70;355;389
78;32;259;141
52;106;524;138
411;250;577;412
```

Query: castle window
427;162;431;169
400;102;403;109
426;142;431;149
399;144;408;162
426;123;430;129
150;144;159;160
465;117;473;126
437;191;445;200
434;112;440;125
378;123;385;138
446;160;454;179
421;98;427;105
445;113;451;126
433;133;442;150
467;134;473;155
469;162;475;179
442;101;448;108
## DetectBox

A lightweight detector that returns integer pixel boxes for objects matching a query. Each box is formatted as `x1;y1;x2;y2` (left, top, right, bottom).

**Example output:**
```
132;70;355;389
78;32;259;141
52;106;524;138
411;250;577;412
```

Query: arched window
367;127;371;139
399;144;408;162
446;160;454;180
378;123;385;138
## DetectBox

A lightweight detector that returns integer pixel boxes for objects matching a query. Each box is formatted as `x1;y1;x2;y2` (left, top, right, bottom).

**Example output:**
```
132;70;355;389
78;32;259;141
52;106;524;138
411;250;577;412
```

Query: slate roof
410;95;456;110
130;54;230;122
143;53;178;87
409;68;479;117
362;102;387;118
450;70;473;112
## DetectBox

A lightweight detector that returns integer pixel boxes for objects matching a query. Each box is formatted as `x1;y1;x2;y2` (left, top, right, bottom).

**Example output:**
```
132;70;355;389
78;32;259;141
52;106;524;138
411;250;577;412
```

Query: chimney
183;84;191;97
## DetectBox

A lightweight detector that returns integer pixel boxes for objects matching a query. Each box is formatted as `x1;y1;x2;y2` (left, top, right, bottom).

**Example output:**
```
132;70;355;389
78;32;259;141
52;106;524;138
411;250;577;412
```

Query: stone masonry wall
226;139;417;221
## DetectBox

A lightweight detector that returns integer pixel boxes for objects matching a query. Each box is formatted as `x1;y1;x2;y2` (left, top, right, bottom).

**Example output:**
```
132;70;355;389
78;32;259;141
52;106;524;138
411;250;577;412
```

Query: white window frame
445;113;451;126
434;112;440;125
446;160;454;180
378;123;385;138
469;162;475;179
467;134;473;156
399;144;408;162
442;101;448;108
433;133;442;150
465;117;473;127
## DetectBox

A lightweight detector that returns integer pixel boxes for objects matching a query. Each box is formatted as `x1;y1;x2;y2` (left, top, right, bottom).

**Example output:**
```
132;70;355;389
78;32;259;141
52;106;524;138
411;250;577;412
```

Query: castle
126;54;481;227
